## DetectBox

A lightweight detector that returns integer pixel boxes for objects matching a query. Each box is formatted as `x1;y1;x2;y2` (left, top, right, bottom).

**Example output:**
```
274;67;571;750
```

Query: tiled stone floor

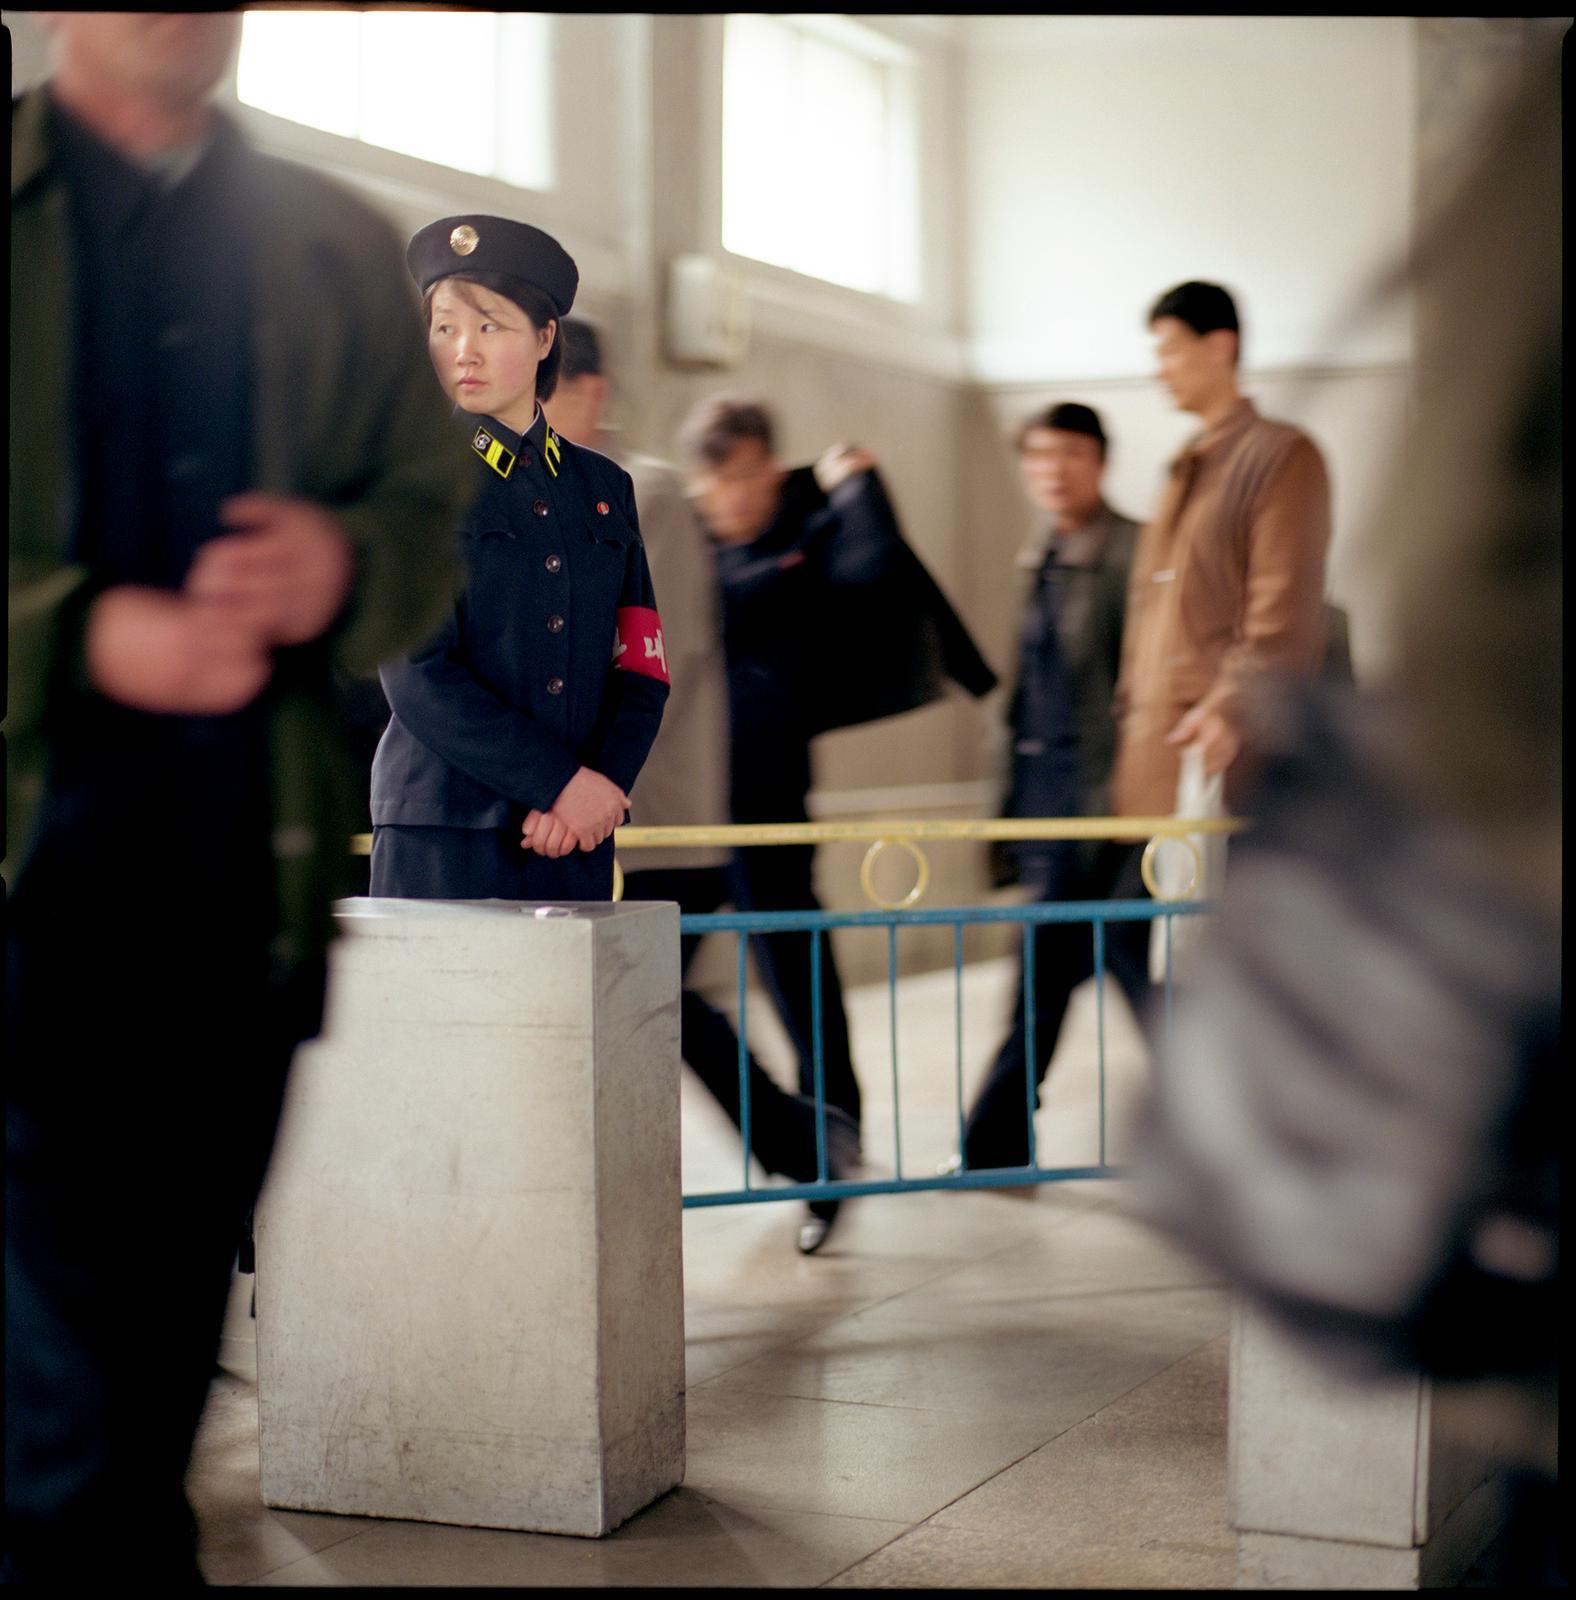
195;955;1239;1587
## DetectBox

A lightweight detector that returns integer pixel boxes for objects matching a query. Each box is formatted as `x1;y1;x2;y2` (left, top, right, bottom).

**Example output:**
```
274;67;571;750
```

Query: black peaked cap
407;214;578;317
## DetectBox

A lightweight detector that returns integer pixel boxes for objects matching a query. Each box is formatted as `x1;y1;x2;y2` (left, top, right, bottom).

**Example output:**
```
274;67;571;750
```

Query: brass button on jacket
546;676;565;695
547;614;565;633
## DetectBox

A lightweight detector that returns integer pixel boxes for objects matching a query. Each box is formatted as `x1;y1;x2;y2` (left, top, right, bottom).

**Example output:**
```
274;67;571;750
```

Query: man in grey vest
952;403;1148;1173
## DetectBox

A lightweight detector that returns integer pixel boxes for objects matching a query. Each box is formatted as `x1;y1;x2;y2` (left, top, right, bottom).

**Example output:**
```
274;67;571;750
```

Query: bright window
237;10;553;192
721;14;920;301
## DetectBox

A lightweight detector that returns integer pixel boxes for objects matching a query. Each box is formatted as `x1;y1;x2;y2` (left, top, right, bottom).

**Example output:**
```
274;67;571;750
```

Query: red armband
612;606;670;684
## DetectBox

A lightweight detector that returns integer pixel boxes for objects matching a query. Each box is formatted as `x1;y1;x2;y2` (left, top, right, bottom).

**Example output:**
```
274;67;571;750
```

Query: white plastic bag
1148;743;1229;983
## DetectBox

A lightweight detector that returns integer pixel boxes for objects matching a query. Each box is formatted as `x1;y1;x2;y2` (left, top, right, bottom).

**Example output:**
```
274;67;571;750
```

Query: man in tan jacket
1113;281;1330;817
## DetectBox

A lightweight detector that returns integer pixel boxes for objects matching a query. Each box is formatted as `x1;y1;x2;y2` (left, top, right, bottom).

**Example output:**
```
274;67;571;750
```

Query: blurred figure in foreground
1112;280;1331;817
948;403;1145;1174
6;14;468;1582
681;397;998;1251
1135;40;1559;1588
546;322;859;1212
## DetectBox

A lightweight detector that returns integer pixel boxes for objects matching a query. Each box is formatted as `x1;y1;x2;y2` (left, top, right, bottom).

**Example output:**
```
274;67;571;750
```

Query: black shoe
795;1105;860;1254
797;1199;841;1255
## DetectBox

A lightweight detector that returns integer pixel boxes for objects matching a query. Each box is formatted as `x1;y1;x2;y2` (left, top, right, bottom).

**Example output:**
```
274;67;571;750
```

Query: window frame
698;13;960;375
230;10;554;196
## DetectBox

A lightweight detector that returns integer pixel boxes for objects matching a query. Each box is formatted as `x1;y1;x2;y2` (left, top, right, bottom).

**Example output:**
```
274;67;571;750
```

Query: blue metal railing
679;896;1209;1208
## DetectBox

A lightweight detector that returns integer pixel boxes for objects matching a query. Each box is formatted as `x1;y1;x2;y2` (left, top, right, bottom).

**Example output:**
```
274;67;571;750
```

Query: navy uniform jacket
371;408;669;874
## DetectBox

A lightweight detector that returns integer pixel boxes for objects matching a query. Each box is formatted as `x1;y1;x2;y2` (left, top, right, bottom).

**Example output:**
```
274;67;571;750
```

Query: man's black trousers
962;841;1153;1170
623;864;856;1182
725;838;861;1129
4;875;324;1585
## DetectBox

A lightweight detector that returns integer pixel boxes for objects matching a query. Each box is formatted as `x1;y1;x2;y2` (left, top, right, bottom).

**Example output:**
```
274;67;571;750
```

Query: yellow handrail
353;814;1243;905
349;815;1244;858
611;817;1245;847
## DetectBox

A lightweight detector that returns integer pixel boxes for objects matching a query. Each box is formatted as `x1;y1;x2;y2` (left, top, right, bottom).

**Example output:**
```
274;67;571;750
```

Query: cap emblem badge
450;224;480;256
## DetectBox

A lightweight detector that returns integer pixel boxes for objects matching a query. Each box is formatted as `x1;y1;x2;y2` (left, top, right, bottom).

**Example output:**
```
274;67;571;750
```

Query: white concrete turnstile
1229;1298;1507;1588
254;898;684;1538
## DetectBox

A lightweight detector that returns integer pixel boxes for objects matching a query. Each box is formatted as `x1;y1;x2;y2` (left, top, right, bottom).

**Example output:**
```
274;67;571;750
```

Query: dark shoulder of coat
240;139;411;279
802;465;997;736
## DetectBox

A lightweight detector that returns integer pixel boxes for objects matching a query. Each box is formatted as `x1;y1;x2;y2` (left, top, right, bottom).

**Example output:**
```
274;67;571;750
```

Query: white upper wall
962;15;1417;382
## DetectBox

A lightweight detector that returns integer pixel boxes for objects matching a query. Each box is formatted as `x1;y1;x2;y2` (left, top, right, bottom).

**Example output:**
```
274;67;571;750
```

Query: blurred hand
185;493;355;648
1165;704;1242;776
84;585;273;715
521;767;629;856
813;443;876;494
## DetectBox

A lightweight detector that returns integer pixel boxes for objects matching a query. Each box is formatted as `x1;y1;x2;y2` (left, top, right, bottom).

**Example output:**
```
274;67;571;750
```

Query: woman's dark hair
1148;280;1242;365
678;396;776;467
1015;401;1108;459
423;270;563;400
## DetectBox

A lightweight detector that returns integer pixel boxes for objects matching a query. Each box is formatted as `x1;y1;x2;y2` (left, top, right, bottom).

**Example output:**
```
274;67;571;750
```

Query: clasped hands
85;493;354;716
520;767;628;858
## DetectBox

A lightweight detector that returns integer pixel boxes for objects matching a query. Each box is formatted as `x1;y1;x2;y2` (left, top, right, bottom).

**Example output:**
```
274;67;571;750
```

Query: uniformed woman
369;215;670;899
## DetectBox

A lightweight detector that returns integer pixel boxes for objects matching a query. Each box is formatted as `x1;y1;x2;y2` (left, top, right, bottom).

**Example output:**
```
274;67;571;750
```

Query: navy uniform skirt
370;824;615;902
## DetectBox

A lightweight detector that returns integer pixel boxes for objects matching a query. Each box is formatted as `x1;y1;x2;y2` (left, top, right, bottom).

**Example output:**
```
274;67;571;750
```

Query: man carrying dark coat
7;15;469;1581
680;397;997;1252
953;403;1147;1173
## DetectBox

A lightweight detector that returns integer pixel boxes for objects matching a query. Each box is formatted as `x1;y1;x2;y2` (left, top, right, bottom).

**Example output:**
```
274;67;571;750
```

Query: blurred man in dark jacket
681;397;996;1251
548;326;861;1229
7;15;467;1582
955;403;1145;1173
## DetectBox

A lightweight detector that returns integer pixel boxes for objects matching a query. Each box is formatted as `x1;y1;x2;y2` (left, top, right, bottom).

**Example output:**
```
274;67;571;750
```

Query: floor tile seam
690;1377;1098;1422
684;1295;961;1391
814;1520;927;1588
895;1426;1091;1540
683;1252;975;1309
692;1378;1068;1421
675;1235;1068;1388
838;1234;1061;1313
683;1489;941;1530
688;1297;1228;1400
1076;1330;1230;1429
685;1490;916;1531
921;1373;1234;1534
227;1519;379;1584
825;1279;1230;1315
687;1245;1042;1369
895;1355;1231;1534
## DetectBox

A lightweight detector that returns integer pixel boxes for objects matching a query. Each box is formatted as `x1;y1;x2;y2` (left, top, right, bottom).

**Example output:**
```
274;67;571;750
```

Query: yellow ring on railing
858;837;931;910
1140;833;1202;900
